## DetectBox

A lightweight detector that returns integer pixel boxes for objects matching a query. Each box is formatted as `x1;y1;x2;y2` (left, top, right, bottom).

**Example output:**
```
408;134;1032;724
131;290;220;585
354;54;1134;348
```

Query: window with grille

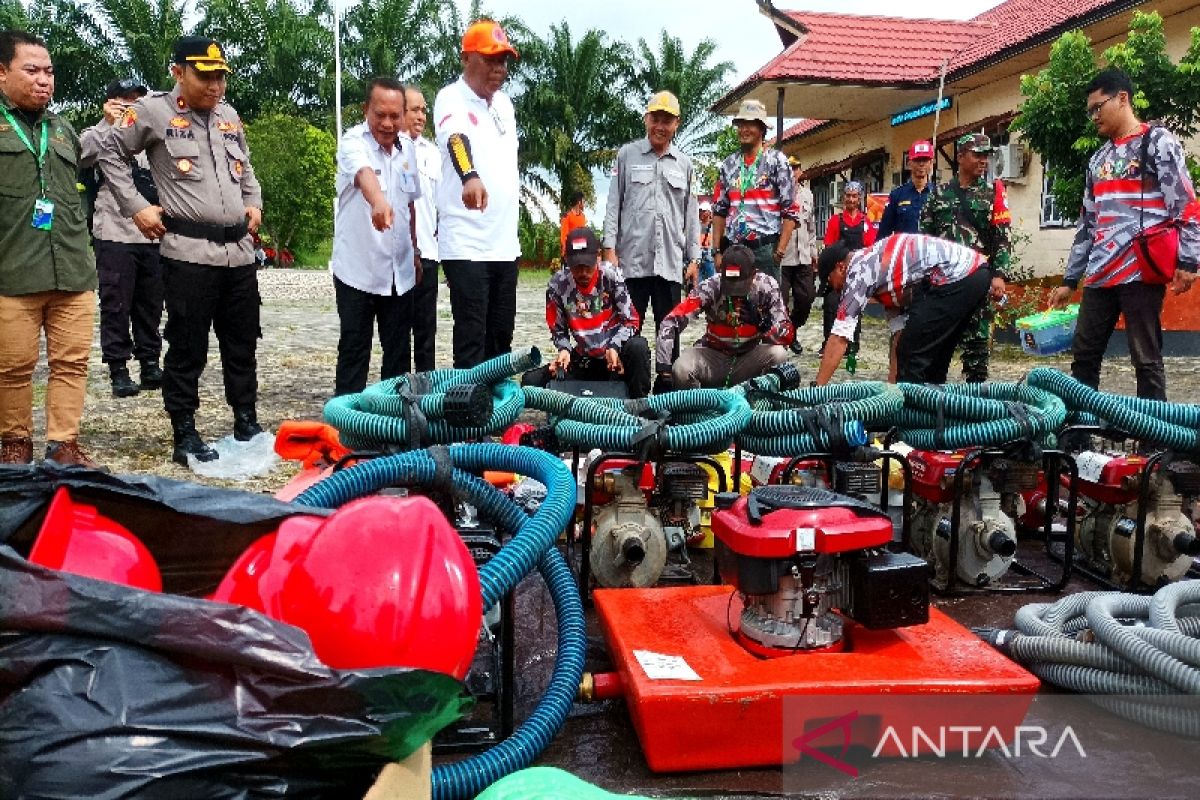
1040;162;1075;228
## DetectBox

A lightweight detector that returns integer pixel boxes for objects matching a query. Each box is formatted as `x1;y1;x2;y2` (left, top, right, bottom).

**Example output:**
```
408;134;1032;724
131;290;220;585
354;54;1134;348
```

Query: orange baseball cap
462;20;519;59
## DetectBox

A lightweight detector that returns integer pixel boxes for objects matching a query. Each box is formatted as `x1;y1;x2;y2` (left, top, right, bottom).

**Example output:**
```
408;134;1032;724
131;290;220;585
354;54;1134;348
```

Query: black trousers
160;257;259;416
412;258;440;372
1071;281;1167;400
780;262;816;329
443;259;518;369
520;336;652;398
333;276;415;396
896;268;991;384
626;276;681;362
94;239;164;366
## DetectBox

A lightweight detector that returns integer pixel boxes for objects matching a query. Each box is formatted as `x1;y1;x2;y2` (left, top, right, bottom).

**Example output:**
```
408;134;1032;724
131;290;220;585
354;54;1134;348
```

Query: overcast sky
469;0;1006;86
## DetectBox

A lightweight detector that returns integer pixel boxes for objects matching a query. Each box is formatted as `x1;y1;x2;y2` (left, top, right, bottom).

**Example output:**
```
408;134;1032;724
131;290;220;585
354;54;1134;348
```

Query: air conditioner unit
991;142;1026;181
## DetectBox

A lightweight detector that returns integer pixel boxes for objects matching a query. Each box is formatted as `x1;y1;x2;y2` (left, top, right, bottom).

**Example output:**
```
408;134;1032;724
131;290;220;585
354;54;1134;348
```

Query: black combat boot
233;406;263;441
171;413;218;466
139;360;164;390
110;363;140;398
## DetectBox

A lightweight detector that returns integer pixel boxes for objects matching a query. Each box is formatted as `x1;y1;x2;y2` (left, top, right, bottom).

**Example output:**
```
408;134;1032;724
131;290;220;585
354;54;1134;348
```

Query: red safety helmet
29;487;162;592
211;514;327;610
264;495;481;678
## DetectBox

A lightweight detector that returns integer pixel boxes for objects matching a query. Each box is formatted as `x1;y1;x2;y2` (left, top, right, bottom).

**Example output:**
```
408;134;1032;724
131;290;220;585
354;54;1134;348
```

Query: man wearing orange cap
433;20;521;368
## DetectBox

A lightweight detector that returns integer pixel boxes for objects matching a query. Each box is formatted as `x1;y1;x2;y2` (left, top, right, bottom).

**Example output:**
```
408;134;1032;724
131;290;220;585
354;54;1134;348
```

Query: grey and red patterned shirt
832;233;986;339
546;263;640;357
656;272;793;367
1065;123;1200;288
711;147;798;241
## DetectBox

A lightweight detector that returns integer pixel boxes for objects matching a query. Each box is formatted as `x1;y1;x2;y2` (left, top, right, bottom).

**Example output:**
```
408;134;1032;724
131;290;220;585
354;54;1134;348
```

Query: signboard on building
891;97;952;127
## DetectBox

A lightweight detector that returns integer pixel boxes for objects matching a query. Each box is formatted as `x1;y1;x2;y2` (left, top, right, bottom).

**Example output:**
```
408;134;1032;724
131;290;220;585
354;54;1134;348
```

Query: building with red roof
718;0;1200;304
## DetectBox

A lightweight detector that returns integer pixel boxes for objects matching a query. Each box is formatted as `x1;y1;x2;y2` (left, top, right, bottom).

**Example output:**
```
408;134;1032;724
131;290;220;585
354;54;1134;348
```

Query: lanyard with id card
1;107;53;230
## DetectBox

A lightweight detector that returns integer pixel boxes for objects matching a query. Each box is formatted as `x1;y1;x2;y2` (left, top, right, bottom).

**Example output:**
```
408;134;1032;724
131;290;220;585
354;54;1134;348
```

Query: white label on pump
633;650;702;681
795;527;816;552
1075;451;1113;483
750;455;783;485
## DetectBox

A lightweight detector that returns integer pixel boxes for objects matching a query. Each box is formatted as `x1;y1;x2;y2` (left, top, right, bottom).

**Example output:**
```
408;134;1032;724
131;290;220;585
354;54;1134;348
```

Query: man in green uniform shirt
920;132;1010;383
0;30;100;467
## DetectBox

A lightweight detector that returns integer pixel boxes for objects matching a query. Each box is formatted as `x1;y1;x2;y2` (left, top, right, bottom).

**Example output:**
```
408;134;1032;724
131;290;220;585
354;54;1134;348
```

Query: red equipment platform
594;585;1040;773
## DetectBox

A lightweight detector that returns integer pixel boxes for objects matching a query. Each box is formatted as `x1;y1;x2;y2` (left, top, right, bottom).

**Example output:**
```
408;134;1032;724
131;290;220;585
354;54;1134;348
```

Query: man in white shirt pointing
330;76;421;395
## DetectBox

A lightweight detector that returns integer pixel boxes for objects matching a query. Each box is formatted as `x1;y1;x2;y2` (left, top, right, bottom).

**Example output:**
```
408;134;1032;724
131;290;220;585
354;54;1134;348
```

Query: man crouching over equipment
658;243;793;390
815;234;995;386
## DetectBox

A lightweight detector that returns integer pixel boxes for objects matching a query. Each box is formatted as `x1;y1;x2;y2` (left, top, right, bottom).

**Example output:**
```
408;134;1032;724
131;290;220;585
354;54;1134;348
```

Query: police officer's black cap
106;77;148;100
172;36;231;72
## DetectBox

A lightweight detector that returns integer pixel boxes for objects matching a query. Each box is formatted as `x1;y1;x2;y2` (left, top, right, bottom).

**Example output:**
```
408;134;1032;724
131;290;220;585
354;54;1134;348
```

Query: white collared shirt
331;122;420;295
409;133;441;261
433;77;520;261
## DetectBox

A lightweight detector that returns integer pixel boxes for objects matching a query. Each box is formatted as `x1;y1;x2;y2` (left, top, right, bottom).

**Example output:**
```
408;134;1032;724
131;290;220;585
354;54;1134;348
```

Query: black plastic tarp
0;465;469;798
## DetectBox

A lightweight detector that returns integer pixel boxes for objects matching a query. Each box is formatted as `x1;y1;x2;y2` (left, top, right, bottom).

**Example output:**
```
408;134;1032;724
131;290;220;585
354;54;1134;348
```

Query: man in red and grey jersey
658;244;793;389
522;227;650;397
1050;68;1200;399
815;234;990;386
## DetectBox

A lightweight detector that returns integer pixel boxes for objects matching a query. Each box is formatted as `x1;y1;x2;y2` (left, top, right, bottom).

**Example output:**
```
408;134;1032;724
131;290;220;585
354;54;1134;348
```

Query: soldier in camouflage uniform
919;133;1010;382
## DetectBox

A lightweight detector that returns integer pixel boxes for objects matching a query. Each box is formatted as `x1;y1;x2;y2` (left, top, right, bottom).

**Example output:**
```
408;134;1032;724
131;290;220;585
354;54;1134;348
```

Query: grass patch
293;239;333;269
518;267;554;288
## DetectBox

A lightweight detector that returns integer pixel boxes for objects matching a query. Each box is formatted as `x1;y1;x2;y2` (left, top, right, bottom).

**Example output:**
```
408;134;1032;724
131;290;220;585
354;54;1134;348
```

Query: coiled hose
735;377;903;456
324;348;541;450
1027;367;1200;451
291;444;585;798
522;385;752;456
894;382;1066;450
984;581;1200;736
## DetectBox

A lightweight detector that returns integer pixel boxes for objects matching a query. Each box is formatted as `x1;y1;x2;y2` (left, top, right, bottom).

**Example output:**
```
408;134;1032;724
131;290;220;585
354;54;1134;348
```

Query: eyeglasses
1086;95;1117;120
489;105;506;136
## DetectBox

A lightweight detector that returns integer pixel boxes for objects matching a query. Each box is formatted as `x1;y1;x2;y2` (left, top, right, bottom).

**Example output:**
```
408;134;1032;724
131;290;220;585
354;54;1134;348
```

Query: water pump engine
712;486;928;656
590;462;709;588
1073;453;1200;586
907;450;1031;588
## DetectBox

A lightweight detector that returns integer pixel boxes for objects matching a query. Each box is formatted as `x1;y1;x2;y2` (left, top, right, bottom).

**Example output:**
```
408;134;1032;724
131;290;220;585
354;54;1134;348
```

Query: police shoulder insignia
120;108;138;128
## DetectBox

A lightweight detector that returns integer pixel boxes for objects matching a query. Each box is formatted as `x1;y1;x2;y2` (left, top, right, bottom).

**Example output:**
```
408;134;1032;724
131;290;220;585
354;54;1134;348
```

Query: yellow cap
645;90;681;117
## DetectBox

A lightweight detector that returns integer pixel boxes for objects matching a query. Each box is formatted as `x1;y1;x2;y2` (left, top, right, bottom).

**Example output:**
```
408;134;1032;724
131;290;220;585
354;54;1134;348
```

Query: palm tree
89;0;187;92
340;0;440;109
515;22;640;214
631;31;735;158
197;0;331;122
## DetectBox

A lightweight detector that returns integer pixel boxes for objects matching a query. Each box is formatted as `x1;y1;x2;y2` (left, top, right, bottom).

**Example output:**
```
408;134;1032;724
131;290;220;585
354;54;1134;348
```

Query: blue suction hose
292;444;584;799
1027;367;1200;451
324;348;541;449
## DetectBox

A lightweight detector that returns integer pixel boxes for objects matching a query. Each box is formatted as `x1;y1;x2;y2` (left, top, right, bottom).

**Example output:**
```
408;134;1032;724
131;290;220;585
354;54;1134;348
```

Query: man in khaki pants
0;30;100;468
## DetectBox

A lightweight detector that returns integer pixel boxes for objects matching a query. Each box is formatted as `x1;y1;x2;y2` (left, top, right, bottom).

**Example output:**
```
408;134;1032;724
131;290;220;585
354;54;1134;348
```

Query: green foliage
518;207;562;269
197;0;332;123
515;22;640;208
1013;11;1200;216
695;125;740;194
244;113;335;253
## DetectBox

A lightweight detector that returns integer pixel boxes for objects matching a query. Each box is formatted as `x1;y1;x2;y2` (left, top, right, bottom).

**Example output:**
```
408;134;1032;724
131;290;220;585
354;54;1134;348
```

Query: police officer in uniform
80;77;165;399
920;133;1010;383
96;36;263;466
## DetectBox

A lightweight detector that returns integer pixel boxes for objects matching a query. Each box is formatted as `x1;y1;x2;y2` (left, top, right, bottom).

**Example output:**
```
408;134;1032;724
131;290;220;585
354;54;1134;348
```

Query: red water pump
906;449;1024;588
1069;452;1200;587
711;486;929;656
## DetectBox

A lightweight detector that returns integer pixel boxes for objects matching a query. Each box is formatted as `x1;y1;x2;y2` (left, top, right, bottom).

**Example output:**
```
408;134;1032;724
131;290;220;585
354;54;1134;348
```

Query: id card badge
32;198;54;231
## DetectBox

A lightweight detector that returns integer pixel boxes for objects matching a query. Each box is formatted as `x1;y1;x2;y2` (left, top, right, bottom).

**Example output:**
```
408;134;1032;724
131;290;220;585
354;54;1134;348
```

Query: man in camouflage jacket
920;133;1010;382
